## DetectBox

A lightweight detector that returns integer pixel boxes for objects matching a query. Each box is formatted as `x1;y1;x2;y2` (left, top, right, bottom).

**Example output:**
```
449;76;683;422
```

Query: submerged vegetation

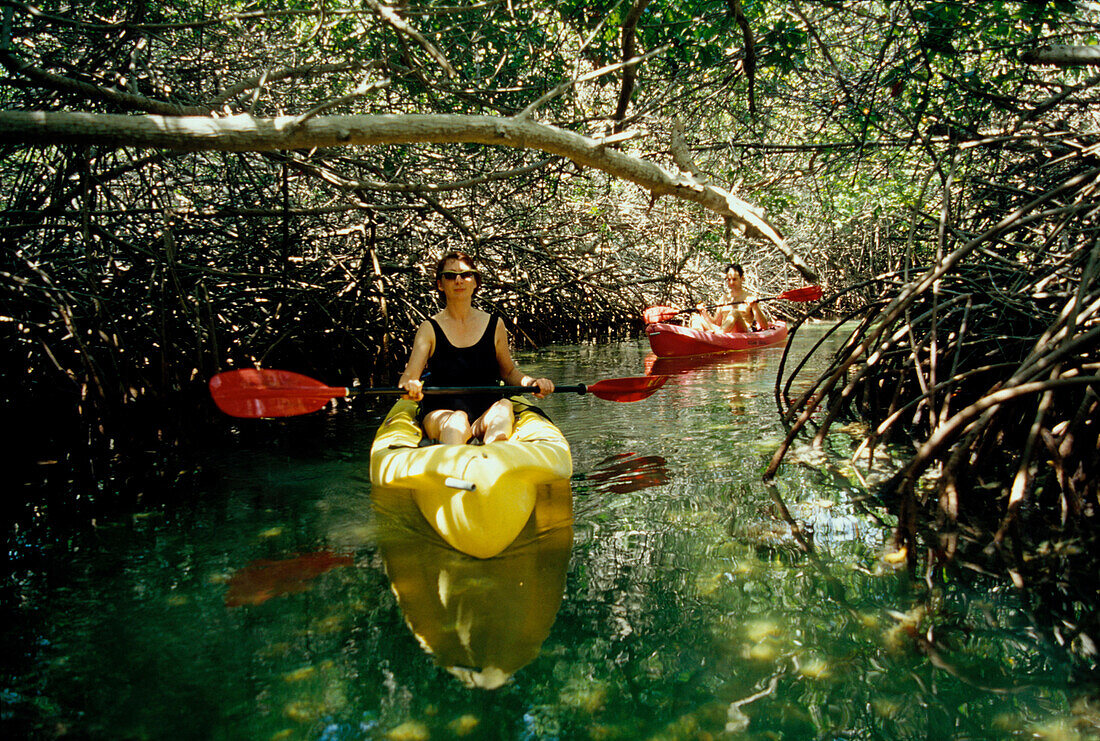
1;0;1099;723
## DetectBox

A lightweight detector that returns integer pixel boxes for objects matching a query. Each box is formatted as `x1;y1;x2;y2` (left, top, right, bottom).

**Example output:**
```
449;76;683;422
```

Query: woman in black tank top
397;251;555;444
418;313;503;423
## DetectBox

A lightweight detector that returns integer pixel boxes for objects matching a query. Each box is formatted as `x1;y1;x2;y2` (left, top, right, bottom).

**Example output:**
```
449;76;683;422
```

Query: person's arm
495;319;554;398
397;321;435;400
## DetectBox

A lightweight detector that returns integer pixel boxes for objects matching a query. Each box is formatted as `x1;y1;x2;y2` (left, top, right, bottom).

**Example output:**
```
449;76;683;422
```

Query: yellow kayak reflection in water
372;479;573;689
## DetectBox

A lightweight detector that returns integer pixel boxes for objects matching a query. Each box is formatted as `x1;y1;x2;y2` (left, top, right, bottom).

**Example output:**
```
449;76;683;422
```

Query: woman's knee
476;399;514;442
482;399;514;429
442;411;472;434
426;410;472;443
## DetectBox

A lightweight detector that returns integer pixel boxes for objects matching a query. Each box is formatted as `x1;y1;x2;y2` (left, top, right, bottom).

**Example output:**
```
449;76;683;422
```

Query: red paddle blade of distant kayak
643;306;680;324
586;375;669;402
209;369;348;418
777;285;822;302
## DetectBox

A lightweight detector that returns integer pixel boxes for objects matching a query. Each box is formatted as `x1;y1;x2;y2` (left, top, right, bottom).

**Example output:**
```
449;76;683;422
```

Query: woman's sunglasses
440;270;478;281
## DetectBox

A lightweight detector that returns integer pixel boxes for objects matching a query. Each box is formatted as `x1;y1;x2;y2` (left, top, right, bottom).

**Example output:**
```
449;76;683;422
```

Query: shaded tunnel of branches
0;147;663;431
5;3;1100;675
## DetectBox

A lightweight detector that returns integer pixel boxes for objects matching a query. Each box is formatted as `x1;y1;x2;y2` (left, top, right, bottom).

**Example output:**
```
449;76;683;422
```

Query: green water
3;324;1094;740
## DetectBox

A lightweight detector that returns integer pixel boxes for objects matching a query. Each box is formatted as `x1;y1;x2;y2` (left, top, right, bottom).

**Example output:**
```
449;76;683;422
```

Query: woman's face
438;258;479;299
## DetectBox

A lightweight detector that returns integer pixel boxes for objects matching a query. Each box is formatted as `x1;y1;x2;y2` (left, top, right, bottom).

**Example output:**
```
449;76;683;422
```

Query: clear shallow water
3;324;1093;739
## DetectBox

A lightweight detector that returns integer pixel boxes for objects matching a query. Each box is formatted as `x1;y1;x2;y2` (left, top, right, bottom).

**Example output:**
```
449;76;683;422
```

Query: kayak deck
369;398;572;559
645;321;788;357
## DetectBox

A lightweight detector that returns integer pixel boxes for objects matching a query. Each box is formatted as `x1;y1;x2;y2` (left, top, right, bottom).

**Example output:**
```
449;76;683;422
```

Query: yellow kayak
369;397;572;558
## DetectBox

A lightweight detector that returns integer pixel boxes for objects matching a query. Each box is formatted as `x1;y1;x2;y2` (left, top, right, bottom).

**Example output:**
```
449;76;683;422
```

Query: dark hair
434;250;482;296
724;263;744;278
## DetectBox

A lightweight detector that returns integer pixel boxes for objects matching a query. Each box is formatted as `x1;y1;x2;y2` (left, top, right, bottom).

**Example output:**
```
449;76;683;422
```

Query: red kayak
645;321;788;358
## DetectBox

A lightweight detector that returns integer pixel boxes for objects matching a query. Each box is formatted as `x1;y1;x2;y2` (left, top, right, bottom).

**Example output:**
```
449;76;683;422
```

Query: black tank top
419;313;504;421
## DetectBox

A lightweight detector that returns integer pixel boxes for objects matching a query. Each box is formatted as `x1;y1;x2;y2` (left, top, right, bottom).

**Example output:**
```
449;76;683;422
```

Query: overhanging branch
0;110;818;280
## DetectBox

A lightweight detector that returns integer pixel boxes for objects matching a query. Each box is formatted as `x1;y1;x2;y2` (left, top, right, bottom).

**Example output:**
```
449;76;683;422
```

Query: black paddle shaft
347;384;588;396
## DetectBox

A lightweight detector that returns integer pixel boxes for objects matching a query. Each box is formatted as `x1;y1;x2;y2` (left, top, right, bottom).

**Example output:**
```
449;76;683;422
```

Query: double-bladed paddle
642;285;823;325
209;368;669;418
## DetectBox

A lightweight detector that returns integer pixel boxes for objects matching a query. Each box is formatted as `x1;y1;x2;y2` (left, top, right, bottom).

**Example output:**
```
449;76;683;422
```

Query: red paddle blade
209;369;347;418
586;375;669;402
643;306;680;324
779;285;822;302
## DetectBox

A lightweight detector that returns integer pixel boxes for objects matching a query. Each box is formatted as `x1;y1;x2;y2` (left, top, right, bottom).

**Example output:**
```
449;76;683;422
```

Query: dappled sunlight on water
4;325;1095;739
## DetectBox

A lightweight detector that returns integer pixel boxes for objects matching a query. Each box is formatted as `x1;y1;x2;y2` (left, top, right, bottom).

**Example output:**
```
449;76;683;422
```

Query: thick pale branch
1021;44;1100;67
0;110;818;280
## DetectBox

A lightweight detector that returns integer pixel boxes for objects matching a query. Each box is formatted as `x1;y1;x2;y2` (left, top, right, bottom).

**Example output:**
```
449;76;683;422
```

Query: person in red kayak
689;263;772;333
398;251;555;444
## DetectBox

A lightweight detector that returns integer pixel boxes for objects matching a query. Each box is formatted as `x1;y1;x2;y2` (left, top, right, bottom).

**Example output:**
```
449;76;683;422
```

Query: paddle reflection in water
645;349;773;416
223;551;355;607
372;479;573;690
574;452;671;494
